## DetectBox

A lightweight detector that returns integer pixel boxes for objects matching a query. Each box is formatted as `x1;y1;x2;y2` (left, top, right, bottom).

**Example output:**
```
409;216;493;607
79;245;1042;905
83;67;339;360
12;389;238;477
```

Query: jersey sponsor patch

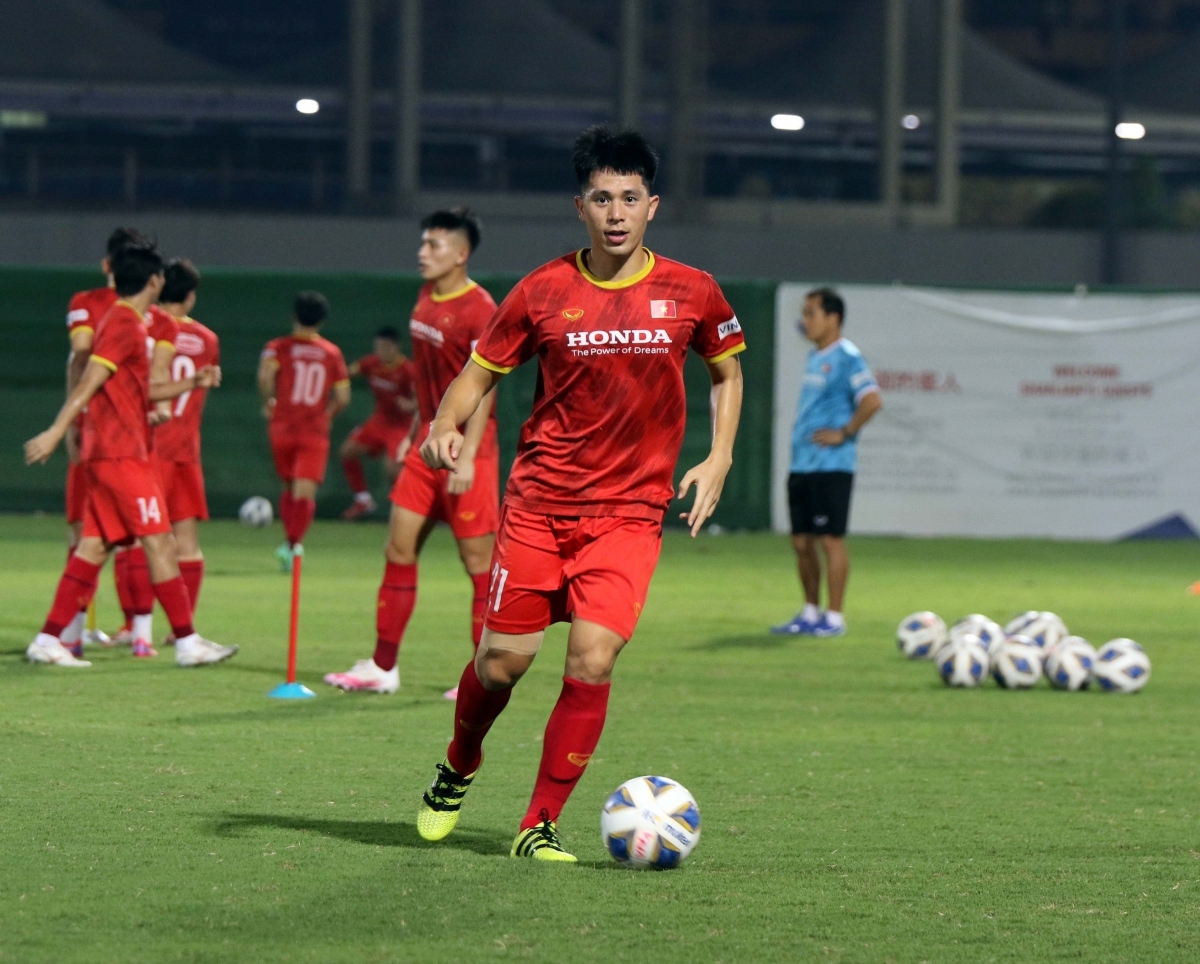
650;300;677;319
410;318;446;346
562;308;585;320
717;317;742;338
67;309;89;325
175;332;206;355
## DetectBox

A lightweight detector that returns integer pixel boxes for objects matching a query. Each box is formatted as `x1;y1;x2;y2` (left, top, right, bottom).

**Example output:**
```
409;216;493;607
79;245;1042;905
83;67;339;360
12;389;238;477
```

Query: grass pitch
1;515;1198;963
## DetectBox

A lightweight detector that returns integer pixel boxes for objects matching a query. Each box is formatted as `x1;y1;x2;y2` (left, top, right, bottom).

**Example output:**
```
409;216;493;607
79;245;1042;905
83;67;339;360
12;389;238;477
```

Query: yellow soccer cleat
417;758;476;841
510;814;578;862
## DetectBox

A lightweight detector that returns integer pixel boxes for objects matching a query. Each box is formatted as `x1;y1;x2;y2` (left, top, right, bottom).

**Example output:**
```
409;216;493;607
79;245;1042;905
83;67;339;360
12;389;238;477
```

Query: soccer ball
1093;640;1151;693
1015;612;1068;652
1004;610;1041;636
896;612;947;659
239;496;274;527
949;614;1005;652
1045;636;1096;690
937;634;989;687
990;636;1044;689
601;776;701;869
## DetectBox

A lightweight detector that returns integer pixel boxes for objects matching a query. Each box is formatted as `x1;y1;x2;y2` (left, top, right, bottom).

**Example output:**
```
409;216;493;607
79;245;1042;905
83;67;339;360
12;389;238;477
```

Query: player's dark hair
161;258;200;304
111;242;165;297
375;325;400;341
421;206;482;252
293;291;329;327
106;226;148;260
807;287;846;326
573;125;659;191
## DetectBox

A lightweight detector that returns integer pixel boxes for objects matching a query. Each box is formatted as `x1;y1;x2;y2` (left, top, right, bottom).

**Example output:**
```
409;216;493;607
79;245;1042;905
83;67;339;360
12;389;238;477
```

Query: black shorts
788;472;854;536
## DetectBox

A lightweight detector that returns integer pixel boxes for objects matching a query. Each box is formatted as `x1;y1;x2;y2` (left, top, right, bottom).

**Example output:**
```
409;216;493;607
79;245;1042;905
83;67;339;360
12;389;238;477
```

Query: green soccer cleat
275;542;293;572
417;758;477;841
510;814;578;862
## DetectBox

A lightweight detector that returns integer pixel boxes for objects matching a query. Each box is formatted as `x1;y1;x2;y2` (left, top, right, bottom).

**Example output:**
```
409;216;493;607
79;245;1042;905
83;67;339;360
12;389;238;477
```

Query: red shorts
152;457;209;522
66;461;88;524
81;458;172;547
390;444;499;539
484;507;663;641
349;415;411;462
270;428;330;485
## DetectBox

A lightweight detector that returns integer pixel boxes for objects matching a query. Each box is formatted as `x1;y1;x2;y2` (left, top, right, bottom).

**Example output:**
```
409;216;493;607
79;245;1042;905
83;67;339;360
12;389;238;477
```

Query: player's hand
24;429;61;465
148;401;172;426
196;365;222;388
813;428;846;447
262;398;275;420
421;421;464;470
65;424;81;464
447;454;476;495
677;453;733;538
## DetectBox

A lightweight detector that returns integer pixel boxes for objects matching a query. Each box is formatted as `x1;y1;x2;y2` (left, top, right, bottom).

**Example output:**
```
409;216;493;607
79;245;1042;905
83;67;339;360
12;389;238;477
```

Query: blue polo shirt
790;338;878;474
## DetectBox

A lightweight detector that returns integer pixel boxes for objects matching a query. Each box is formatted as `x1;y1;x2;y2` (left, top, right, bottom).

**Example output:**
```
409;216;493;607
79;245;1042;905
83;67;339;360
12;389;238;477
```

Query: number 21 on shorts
137;496;162;525
490;563;509;612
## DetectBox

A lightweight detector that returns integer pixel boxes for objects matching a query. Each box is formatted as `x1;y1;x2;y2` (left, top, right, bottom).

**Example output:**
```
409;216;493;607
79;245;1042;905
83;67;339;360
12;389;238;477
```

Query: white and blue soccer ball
950;614;1005;652
1045;636;1096;690
601;776;701;870
239;496;274;527
937;634;989;687
991;636;1044;689
1010;612;1068;652
1004;611;1041;636
1093;639;1151;693
897;612;947;659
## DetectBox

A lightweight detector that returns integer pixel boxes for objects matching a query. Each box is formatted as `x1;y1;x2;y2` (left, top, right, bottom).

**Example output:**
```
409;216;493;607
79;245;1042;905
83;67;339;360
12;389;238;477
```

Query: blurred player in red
339;326;418;519
324;208;498;699
257;292;351;571
146;259;220;653
24;241;237;668
414;128;745;861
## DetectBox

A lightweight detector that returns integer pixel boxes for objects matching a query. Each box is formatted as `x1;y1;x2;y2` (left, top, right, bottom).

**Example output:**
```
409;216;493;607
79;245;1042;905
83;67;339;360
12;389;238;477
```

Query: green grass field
1;515;1198;963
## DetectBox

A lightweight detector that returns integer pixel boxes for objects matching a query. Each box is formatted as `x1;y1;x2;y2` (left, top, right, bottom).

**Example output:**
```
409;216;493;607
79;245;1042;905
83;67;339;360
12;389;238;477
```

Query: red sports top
261;333;349;438
472;250;746;519
83;301;155;462
154;316;220;463
67;286;118;339
356;354;417;428
409;280;498;455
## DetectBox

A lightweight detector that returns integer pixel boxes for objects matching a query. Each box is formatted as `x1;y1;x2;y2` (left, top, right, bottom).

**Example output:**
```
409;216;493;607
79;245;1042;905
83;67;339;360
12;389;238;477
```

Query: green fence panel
1;267;774;529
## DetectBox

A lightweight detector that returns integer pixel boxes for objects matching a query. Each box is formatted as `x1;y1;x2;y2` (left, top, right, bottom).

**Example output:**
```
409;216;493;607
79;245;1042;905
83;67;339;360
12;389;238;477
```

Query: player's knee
384;539;417;565
565;643;622;685
475;648;530;690
74;537;108;566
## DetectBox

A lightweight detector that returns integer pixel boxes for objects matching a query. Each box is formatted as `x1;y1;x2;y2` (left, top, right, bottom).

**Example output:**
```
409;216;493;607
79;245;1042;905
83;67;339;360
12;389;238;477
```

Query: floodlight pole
935;0;962;227
668;0;707;220
881;0;907;223
394;0;422;214
346;0;373;210
1102;0;1126;285
619;0;644;129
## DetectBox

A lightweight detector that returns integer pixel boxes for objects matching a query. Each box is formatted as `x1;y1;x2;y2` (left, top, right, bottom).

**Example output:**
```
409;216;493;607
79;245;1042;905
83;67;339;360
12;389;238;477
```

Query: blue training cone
269;681;316;700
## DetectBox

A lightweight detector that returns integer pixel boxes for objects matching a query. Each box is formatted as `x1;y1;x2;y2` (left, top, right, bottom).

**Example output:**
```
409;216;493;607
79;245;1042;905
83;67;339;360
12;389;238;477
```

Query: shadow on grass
691;633;790;650
171;695;431;726
213;812;511;857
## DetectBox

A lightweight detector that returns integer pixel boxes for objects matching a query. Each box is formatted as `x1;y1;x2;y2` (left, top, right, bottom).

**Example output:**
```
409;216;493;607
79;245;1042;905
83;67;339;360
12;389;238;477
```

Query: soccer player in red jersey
414;128;745;860
338;326;418;519
148;259;220;653
323;208;499;698
24;241;236;669
257;292;351;571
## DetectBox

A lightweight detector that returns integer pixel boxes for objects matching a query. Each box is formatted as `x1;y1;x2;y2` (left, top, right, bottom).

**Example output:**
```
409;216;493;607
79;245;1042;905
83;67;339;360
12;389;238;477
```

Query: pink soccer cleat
323;659;399;694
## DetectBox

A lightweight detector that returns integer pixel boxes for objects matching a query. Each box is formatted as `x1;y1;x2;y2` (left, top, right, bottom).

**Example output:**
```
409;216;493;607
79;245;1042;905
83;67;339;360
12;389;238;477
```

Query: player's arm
446;387;496;495
25;359;113;465
65;328;93;462
347;360;362;378
813;389;882;446
149;364;221;402
677;355;744;538
147;341;176;424
257;355;279;419
327;380;351;419
422;361;503;470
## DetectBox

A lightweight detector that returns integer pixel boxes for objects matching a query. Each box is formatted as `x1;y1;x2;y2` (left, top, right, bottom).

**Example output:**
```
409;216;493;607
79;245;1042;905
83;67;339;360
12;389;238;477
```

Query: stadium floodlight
1115;122;1145;140
902;114;920;130
770;113;805;131
295;99;321;115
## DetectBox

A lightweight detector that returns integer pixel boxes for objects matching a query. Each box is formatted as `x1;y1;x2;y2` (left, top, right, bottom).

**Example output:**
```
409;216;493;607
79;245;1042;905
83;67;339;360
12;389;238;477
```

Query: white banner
772;283;1200;539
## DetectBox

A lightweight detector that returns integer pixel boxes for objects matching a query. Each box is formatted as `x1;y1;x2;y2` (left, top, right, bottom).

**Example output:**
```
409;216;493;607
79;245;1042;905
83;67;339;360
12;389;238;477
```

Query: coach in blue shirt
772;288;881;638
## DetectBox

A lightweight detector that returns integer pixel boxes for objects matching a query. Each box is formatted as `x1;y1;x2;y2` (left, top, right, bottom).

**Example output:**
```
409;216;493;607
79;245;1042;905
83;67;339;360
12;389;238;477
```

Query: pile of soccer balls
896;611;1151;693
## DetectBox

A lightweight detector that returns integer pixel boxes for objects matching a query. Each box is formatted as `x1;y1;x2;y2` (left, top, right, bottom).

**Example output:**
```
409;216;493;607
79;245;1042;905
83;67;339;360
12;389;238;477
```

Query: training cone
269;546;315;700
269;681;316;700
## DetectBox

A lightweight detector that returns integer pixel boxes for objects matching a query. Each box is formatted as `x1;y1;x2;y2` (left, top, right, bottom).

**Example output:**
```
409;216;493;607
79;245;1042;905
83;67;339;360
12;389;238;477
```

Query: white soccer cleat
175;637;239;667
323;659;399;694
26;636;92;667
82;627;112;647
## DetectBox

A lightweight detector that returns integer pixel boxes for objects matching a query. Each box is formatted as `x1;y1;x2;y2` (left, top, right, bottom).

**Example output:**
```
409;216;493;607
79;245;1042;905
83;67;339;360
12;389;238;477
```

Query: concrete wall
1;209;1198;287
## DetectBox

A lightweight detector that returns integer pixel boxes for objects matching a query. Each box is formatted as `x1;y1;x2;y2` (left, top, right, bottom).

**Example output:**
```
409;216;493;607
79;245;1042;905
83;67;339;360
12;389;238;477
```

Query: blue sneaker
770;613;819;635
811;615;846;637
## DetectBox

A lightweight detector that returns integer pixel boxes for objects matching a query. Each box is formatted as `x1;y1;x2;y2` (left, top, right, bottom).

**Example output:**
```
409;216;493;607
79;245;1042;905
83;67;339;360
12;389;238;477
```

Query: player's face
418;229;469;282
575;170;659;258
374;337;401;363
801;297;839;344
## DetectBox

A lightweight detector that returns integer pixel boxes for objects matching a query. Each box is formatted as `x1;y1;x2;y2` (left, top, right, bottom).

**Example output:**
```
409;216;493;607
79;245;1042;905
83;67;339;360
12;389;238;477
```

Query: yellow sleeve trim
470;350;513;375
90;354;119;372
261;358;280;369
69;325;94;338
704;342;747;365
334;379;351;387
429;280;479;303
155;340;176;349
575;248;656;289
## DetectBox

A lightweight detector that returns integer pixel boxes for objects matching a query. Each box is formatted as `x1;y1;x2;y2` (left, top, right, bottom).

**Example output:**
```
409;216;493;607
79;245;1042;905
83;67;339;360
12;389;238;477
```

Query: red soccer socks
179;559;204;612
446;661;513;776
284;497;316;547
342;457;368;496
520;677;610;830
42;555;102;638
373;562;417;671
470;571;488;651
113;547;135;628
152;576;195;640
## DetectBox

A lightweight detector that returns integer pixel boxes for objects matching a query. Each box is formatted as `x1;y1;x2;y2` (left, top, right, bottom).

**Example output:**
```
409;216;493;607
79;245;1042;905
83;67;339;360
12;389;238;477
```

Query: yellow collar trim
575;248;655;289
430;280;478;303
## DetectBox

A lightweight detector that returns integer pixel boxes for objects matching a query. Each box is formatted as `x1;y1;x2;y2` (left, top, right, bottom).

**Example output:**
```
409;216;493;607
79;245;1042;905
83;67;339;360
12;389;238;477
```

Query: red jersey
154;316;220;463
409;280;498;453
82;301;155;462
356;354;417;427
261;333;349;438
67;286;118;339
472;250;746;519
